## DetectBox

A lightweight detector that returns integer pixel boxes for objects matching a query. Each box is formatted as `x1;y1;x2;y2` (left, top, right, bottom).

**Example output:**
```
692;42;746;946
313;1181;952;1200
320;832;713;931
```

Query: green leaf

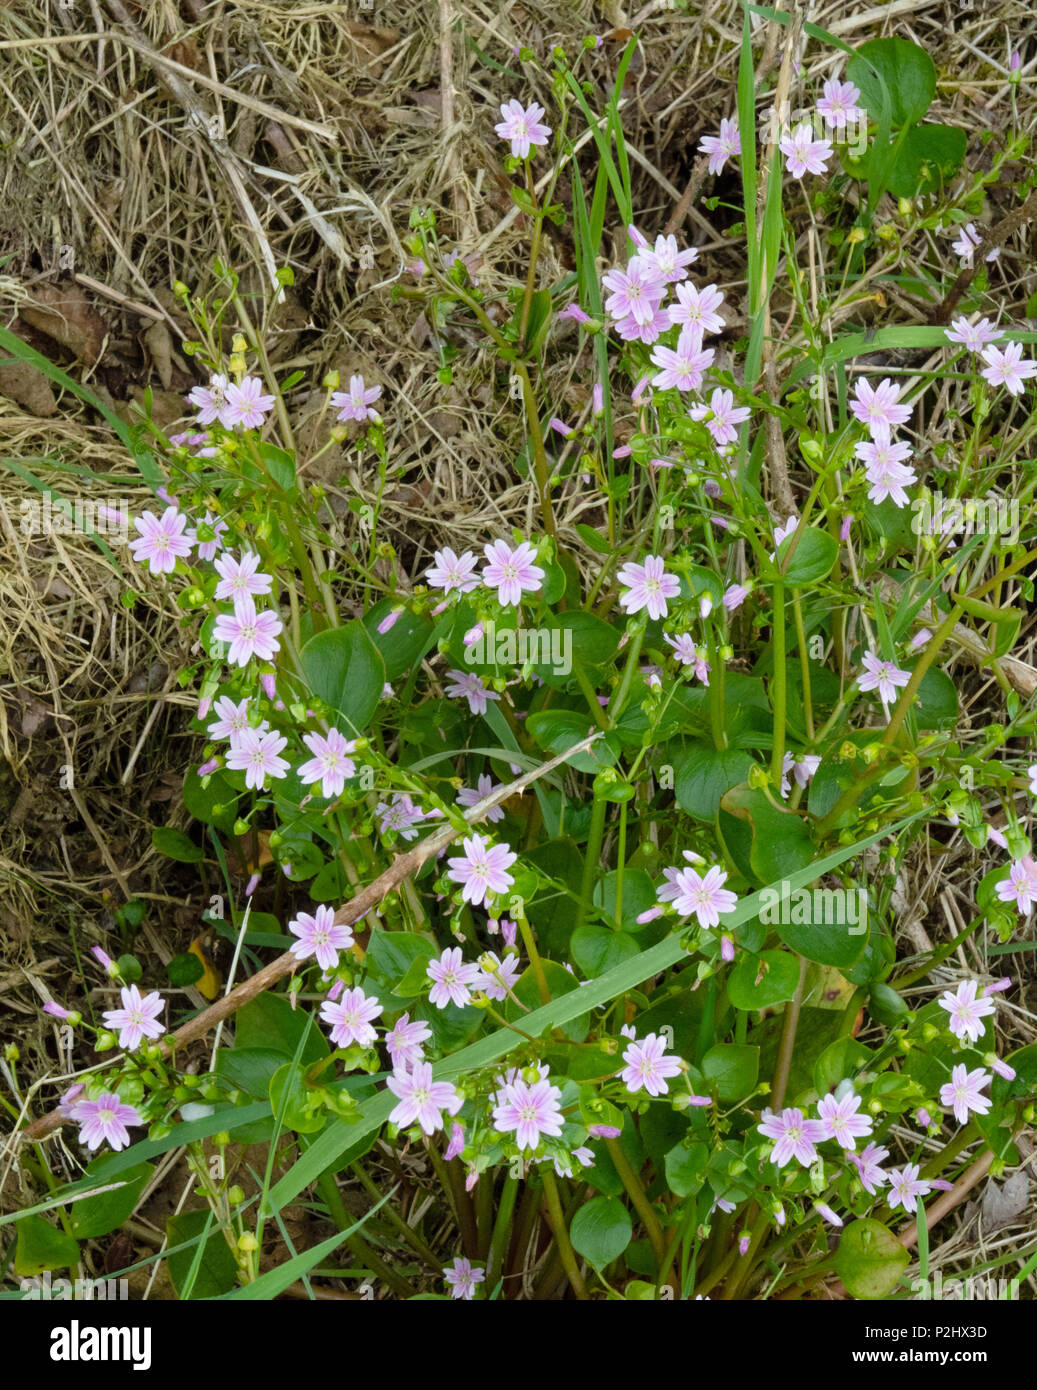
506;960;590;1042
366;932;436;992
914;666;958;730
570;925;641;977
813;1038;874;1097
593;869;656;929
299;622;385;738
575;523;612;555
214;1047;287;1100
524;287;553;353
256;441;297;492
718;784;815;884
727;949;801;1010
869;981;911;1026
182;767;238;832
849;37;936;127
702;1043;760;1100
13;1216;80;1275
69;1158;153;1239
776;525;838;584
364;601;434;681
269;1062;327;1134
675;744;755;822
151;826;205;863
888;123;967;197
569;1196;633;1267
167;952;205;987
547;611;620;667
166;1210;238;1299
235;992;329;1063
835;1217;910;1300
526;709;616;772
761;880;870;968
664;1141;709;1198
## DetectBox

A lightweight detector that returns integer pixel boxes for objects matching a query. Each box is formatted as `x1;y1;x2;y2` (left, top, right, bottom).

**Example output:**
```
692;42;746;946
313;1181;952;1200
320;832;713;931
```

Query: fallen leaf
981;1173;1029;1231
187;934;222;1001
20;284;106;364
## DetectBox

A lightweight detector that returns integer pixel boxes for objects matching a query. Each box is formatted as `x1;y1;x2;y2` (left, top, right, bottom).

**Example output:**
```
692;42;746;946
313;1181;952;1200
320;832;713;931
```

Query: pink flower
757;1107;827;1168
621;1033;683;1097
58;1084;87;1119
886;1162;931;1212
224;726;289;789
649;329;715;391
456;773;505;824
667;281;725;335
602;255;666;328
980;341;1037;396
213;552;274;615
444;669;500;717
723;582;750;611
187;374;234;427
427;946;482;1009
493;98;552;158
858;649;911;705
76;1093;143;1152
996;857;1037;913
640;233;698;285
288;904;354;971
617;554;681;621
319;985;383;1048
377;793;432;840
387;1061;462;1134
130;507;194;574
446;833;517;907
213;607;283;667
937;979;995;1043
664;632;699;667
816;1092;873;1150
779;121;833;178
945;316;1003;353
223;376;275;430
667;864;738;929
101;985;164;1051
613;302;671;344
939;1064;992;1125
816;79;862;128
298;727;357;798
587;1123;621;1139
815;1204;844;1228
689;387;751;446
951;223;999;268
385;1012;432;1069
849;377;912;439
698;117;739;175
444;1257;485;1300
331;374;381;423
425;547;481;595
852;1141;890;1194
854;436;916;507
493;1071;564;1150
481;539;545;606
188;511;229;562
475;951;522;1001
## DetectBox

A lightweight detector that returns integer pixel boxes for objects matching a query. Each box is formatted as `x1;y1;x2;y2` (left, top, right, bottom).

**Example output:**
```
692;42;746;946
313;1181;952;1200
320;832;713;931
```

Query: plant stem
540;1168;588;1300
604;1137;668;1273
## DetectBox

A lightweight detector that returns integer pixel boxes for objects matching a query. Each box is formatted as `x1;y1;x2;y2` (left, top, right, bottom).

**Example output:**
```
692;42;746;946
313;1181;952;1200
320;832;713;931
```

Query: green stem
540;1168;588;1299
315;1170;416;1299
575;795;608;931
769;580;787;784
604;1137;667;1273
486;1174;520;1291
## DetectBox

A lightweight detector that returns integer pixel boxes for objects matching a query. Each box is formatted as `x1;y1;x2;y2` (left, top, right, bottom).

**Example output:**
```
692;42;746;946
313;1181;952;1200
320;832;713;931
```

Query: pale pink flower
481;539;545;606
213;552;274;615
444;1257;485;1300
319;985;383;1048
475;951;522;1002
187;511;228;562
951;223;999;268
58;1083;87;1119
621;1032;683;1097
937;979;995;1043
664;632;699;667
617;554;681;621
854;436;916;507
187;374;233;427
945;316;1003;353
689;387;751;446
130;507;193;574
224;376;275;430
494;99;552;158
779;121;833;178
101;985;164;1051
852;1141;890;1195
427;946;481;1009
298;728;357;799
444;669;500;717
980;341;1037;396
816;1092;873;1150
446;833;517;907
376;793;432;840
668;864;738;929
224;726;289;789
613;302;671;344
288;904;354;971
456;773;505;824
385;1012;432;1070
723;582;750;611
1028;763;1037;796
858;650;911;705
698;117;739;175
817;79;862;128
76;1093;143;1152
849;377;912;438
207;696;253;744
493;1073;564;1150
887;1162;931;1212
757;1107;827;1168
602;255;666;328
387;1061;462;1134
995;857;1037;913
640;233;698;284
940;1064;992;1125
331;374;382;423
649;329;715;391
425;547;481;595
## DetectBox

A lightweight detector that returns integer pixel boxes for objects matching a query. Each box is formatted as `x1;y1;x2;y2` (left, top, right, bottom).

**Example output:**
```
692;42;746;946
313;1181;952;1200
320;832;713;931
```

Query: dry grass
1;0;1036;1298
